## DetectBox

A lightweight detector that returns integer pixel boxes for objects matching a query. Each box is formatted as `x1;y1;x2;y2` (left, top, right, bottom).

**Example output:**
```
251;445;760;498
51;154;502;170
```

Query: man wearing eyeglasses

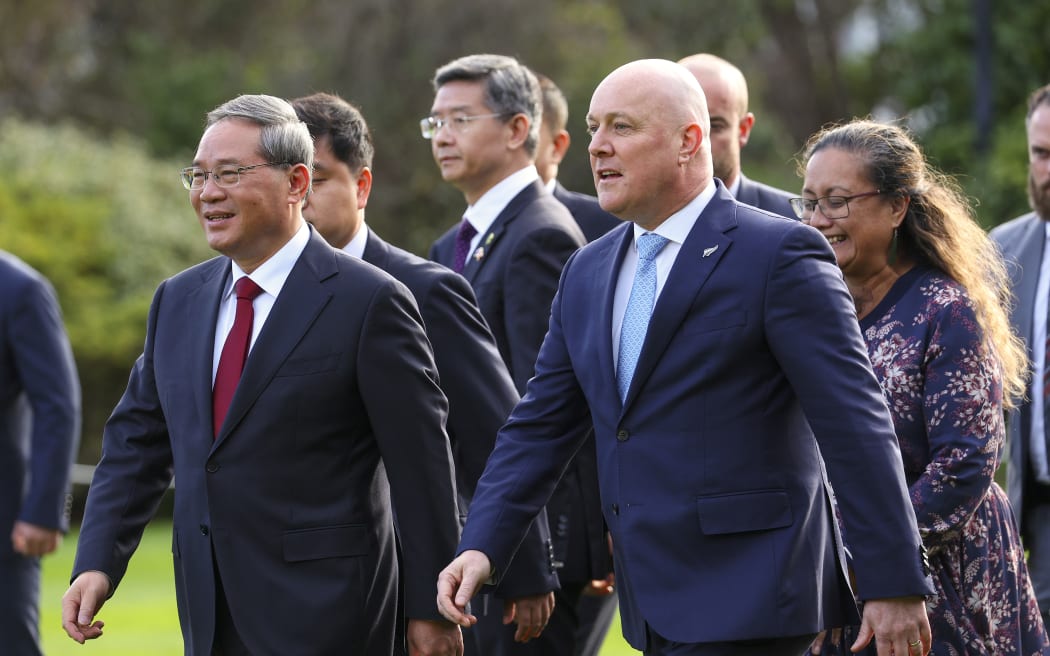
678;53;795;219
424;54;586;656
61;94;463;656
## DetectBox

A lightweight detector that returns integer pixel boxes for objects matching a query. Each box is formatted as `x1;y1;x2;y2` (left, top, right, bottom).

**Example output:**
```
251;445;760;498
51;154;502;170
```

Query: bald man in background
677;53;794;218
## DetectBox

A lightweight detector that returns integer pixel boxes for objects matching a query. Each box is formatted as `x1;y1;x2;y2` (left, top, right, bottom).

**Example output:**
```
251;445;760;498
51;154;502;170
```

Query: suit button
206;462;220;473
611;503;620;516
199;524;209;536
616;430;629;442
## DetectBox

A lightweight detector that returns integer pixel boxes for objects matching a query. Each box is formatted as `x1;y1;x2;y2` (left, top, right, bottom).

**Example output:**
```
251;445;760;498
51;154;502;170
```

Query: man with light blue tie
437;59;934;656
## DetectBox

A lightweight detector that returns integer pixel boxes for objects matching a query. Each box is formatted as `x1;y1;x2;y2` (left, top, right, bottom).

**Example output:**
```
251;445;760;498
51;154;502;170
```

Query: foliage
0;118;213;461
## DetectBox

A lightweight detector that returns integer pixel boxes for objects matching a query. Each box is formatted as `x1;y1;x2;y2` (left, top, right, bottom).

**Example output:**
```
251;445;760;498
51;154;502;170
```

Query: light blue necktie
617;233;670;402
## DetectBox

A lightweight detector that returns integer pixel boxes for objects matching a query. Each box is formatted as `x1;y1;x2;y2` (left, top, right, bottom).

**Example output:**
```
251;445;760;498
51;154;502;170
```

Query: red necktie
213;276;264;437
452;219;478;273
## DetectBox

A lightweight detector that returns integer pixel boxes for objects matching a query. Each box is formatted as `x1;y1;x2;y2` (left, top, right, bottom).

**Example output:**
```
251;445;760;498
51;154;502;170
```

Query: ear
738;112;755;148
891;194;911;228
550;130;571;165
506;113;531;150
288;163;311;203
679;122;704;164
356;167;374;210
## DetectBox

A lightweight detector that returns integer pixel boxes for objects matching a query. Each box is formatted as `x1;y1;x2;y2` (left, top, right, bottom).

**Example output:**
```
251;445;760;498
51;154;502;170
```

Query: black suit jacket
73;228;460;655
734;172;796;219
552;182;621;243
0;251;80;558
361;228;558;595
430;180;585;393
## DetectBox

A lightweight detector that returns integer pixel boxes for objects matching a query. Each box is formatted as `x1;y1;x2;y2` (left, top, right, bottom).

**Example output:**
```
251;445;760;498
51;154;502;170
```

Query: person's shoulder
0;250;41;286
370;235;467;296
989;211;1039;240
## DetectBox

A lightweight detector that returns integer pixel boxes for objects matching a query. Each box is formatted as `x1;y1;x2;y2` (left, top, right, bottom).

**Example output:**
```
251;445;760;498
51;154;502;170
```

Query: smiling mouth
205;213;234;222
826;235;845;245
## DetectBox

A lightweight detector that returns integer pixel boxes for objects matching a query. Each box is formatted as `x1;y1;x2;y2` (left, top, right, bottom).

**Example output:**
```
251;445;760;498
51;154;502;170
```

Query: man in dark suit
438;59;934;656
678;53;795;218
0;251;80;656
424;54;586;655
290;91;559;649
989;82;1050;622
532;72;618;656
61;94;463;656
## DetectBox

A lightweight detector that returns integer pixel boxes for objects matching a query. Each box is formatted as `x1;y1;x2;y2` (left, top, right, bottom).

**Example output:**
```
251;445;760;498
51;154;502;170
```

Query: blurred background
4;0;1047;653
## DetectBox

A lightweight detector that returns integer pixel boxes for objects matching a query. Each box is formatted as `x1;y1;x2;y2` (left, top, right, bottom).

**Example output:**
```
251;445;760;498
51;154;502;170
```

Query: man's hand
852;596;930;655
11;520;61;558
407;618;463;656
436;550;492;627
502;591;555;642
61;571;111;643
582;573;615;597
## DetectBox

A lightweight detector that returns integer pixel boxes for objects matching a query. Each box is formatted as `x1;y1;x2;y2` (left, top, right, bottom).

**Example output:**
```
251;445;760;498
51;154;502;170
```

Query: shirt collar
631;181;717;246
341;222;369;260
225;221;310;299
463;165;540;237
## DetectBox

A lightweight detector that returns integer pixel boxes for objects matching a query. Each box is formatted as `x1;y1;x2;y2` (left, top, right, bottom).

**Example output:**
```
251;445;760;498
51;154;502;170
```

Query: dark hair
291;92;374;172
533;71;568;134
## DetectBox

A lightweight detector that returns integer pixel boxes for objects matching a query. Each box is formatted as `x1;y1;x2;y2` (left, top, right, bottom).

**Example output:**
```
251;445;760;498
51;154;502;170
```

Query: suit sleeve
357;279;462;621
763;223;932;599
459;254;593;578
9;274;80;531
72;283;175;589
419;270;559;596
502;226;584;393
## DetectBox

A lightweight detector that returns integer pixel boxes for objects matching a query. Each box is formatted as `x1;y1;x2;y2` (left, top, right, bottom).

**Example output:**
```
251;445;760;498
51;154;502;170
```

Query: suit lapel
1015;216;1045;344
459;181;544;282
213;231;338;446
597;225;633;409
361;228;391;269
621;188;737;412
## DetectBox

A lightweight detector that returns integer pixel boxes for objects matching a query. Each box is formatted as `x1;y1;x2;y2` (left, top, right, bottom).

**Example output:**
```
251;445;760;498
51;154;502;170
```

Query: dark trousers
647;628;815;656
574;590;618;656
467;581;586;656
0;553;42;656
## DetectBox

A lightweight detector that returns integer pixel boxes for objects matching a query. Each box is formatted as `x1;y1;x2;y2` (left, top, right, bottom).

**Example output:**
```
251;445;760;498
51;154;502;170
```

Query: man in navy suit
0;251;80;656
532;72;618;656
290;92;559;649
438;59;934;656
678;53;795;218
61;94;462;656
425;54;586;655
990;83;1050;621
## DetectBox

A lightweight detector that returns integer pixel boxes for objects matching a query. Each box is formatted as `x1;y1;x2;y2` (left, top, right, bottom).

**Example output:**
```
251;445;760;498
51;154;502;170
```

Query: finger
809;630;825;655
850;622;874;653
435;574;476;627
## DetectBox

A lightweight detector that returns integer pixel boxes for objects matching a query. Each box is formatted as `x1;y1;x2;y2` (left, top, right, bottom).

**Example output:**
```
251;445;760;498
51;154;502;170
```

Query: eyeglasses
789;190;883;222
180;162;289;190
419;113;505;139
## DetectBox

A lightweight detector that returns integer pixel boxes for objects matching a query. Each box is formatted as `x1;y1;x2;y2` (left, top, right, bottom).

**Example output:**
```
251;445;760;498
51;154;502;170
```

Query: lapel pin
702;246;718;258
473;233;496;262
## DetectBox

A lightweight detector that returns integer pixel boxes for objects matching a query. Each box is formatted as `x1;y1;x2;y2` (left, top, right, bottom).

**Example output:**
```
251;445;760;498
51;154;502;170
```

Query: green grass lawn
41;521;640;655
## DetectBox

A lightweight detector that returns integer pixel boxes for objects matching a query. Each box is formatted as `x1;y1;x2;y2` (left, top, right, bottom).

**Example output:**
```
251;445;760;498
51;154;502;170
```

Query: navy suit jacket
430;180;585;393
0;251;79;558
460;183;932;648
990;211;1043;539
552;181;621;243
361;228;558;596
734;172;795;219
73;229;460;655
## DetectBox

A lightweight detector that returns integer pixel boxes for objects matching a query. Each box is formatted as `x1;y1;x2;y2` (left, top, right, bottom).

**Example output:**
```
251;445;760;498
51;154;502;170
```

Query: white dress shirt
1030;222;1050;483
461;165;540;255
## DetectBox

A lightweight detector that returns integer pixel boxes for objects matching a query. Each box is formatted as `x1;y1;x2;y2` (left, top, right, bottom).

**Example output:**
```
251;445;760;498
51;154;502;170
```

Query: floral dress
819;266;1049;655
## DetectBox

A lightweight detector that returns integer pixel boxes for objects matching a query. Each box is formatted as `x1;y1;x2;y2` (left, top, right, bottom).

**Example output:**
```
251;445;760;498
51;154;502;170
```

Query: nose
804;206;834;228
588;128;610;159
197;174;226;201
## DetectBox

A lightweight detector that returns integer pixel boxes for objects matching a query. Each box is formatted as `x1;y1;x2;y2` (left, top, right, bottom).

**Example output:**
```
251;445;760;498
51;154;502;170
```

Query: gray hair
206;94;314;170
433;54;542;155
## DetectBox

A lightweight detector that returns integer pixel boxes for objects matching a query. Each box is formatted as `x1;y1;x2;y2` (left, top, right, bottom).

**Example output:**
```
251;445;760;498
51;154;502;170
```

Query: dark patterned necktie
213;276;263;437
452;219;478;273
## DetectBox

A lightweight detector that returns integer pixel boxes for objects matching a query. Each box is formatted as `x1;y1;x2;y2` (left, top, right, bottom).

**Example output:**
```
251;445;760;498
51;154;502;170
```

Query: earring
888;227;899;265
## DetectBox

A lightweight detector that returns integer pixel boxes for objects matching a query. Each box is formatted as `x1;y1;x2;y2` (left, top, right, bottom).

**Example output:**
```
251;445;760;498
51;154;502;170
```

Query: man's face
1028;104;1050;220
429;80;514;203
191;118;302;272
690;68;749;188
303;137;368;249
586;71;682;225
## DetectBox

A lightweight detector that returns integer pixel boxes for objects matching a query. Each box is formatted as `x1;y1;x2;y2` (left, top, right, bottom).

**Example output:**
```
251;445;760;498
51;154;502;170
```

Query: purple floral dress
825;267;1050;655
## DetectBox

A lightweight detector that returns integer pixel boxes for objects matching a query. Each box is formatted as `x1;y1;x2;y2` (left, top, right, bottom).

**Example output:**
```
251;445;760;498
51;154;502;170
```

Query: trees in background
1;0;1046;459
